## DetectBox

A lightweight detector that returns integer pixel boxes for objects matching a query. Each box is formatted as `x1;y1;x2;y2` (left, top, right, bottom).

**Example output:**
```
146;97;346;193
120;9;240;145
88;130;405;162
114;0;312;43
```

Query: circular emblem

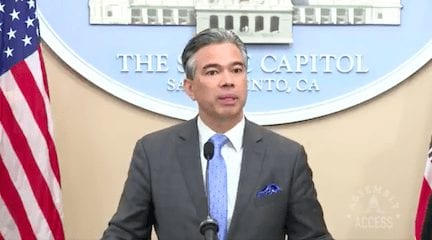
38;0;432;125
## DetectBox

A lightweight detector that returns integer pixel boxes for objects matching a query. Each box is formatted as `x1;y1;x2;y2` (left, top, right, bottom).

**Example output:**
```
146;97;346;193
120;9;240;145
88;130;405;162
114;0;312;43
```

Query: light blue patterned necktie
208;134;229;240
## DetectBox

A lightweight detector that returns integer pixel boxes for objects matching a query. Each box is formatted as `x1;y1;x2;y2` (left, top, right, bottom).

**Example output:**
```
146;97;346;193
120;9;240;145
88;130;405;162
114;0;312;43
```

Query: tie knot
210;134;228;149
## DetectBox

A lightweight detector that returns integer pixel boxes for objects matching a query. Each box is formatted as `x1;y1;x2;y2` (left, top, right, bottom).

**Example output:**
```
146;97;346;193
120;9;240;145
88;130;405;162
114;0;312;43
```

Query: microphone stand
200;141;219;240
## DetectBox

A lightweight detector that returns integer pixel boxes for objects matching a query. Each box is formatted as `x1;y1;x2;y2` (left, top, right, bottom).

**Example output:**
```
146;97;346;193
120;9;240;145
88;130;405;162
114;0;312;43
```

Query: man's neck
199;114;244;133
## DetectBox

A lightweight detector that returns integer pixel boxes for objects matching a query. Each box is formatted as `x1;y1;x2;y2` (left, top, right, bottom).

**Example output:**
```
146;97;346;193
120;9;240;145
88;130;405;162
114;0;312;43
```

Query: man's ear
183;78;195;100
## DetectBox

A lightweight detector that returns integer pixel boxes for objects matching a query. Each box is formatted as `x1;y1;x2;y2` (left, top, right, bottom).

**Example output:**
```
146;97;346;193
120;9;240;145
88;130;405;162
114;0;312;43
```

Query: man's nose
220;71;235;87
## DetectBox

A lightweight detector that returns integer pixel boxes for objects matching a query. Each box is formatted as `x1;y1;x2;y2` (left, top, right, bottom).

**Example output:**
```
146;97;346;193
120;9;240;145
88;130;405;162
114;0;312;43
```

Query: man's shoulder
246;120;302;148
137;118;196;142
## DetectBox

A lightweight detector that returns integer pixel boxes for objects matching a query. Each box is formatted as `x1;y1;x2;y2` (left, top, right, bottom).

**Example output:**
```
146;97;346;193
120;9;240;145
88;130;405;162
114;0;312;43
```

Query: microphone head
204;141;214;160
199;217;219;235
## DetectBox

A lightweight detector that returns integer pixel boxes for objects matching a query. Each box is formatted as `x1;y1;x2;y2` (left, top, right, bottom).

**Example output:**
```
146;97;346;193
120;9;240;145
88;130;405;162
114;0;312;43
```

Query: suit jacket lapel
230;120;266;231
175;118;208;220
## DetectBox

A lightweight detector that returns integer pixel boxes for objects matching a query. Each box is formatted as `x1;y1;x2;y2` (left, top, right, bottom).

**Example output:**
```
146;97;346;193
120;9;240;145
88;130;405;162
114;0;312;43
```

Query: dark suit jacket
102;118;332;240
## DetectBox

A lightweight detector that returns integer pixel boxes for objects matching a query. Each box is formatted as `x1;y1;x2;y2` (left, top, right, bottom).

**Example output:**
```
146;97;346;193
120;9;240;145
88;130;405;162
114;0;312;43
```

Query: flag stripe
0;123;53;240
11;52;61;183
426;147;432;185
0;66;62;212
0;197;20;240
0;167;29;240
38;47;50;98
416;179;432;239
0;155;36;239
35;47;56;145
0;228;7;240
35;48;60;181
0;89;63;239
415;138;432;240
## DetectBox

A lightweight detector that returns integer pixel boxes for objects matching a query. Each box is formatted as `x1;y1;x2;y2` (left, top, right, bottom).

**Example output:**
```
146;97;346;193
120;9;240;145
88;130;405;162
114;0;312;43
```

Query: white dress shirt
197;116;245;229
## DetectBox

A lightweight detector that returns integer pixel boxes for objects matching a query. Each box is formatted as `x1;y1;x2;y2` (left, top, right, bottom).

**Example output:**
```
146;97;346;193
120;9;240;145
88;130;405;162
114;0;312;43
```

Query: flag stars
2;0;40;72
4;47;14;58
27;0;35;9
22;35;32;46
25;16;35;28
10;9;20;21
7;28;17;40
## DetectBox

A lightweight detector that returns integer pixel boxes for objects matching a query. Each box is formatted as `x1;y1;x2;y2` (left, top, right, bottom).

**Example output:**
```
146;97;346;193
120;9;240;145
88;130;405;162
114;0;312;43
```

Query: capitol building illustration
88;0;402;43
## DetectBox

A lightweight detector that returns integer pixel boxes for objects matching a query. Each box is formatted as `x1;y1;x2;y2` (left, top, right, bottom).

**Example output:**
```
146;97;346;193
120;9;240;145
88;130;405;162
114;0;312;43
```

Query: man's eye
206;70;218;76
233;68;244;73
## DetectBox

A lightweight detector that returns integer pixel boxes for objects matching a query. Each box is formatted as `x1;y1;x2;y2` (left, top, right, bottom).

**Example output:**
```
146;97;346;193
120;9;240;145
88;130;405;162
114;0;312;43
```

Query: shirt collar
197;116;245;151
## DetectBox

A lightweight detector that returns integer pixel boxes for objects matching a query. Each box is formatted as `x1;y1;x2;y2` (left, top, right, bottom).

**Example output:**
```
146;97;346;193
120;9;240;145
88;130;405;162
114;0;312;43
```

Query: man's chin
217;110;243;121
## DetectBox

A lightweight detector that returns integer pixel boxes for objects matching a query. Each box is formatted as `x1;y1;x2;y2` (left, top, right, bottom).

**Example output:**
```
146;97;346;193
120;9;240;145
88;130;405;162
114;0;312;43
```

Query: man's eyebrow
202;61;245;70
202;63;221;70
231;61;246;68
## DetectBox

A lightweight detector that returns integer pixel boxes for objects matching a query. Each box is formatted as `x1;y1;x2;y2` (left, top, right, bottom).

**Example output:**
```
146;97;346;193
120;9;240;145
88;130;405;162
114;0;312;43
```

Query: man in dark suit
102;28;333;240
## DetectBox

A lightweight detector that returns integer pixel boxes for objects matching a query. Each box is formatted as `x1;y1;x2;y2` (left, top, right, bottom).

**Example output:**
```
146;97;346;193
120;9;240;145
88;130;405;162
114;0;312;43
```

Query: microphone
200;141;218;240
204;141;214;160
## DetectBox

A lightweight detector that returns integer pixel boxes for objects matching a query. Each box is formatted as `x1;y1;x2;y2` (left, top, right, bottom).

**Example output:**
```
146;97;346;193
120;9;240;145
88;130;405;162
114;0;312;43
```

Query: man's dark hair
181;28;248;80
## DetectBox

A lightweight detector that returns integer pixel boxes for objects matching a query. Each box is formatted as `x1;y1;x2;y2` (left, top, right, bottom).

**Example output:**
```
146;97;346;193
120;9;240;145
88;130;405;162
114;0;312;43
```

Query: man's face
184;42;247;127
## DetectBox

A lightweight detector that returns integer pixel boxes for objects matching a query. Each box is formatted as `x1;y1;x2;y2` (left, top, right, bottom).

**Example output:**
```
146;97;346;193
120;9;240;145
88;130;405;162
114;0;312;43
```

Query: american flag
0;0;64;239
415;136;432;240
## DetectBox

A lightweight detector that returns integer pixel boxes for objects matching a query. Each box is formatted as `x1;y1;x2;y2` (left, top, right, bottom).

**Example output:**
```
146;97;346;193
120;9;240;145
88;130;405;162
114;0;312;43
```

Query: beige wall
43;42;432;240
